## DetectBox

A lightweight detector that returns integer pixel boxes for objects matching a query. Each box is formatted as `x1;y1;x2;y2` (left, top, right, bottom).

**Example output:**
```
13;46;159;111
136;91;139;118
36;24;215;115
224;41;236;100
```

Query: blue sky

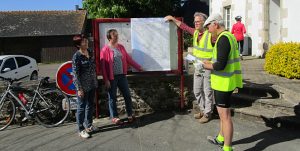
0;0;83;11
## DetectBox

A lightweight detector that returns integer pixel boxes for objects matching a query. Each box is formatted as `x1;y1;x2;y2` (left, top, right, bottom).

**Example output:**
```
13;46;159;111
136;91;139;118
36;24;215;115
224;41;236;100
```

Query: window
1;58;16;73
16;57;30;68
224;6;231;30
0;60;3;67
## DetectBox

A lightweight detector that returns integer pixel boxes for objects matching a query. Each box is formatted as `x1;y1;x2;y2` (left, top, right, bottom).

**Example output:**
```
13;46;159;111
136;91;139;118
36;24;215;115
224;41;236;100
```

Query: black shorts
214;90;233;108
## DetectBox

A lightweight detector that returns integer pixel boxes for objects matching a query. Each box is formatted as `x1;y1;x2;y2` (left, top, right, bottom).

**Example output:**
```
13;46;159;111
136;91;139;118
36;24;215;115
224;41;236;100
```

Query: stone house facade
209;0;300;57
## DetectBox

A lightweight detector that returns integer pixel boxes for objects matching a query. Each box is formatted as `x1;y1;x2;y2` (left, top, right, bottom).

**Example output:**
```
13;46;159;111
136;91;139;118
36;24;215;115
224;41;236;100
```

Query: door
269;0;281;44
0;57;18;80
15;56;32;80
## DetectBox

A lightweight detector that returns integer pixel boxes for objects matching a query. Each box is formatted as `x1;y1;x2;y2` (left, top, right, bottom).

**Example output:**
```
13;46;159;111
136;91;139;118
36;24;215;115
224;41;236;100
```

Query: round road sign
56;61;76;96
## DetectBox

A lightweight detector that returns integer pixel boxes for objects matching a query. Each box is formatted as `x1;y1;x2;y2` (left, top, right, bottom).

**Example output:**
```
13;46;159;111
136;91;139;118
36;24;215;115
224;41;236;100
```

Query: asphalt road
0;112;299;151
38;63;62;79
32;62;300;151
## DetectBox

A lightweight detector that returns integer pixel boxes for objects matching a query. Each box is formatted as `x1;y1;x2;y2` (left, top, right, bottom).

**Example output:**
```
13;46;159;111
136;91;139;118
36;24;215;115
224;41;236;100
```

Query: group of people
165;13;243;151
72;29;143;139
71;12;244;151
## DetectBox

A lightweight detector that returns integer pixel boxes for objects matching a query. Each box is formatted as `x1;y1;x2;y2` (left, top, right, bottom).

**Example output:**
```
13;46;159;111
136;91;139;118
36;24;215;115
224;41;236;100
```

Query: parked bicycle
0;76;70;130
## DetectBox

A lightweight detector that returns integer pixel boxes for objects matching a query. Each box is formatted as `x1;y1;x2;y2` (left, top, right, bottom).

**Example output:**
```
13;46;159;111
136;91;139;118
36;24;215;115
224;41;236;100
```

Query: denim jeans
76;89;95;132
108;74;133;118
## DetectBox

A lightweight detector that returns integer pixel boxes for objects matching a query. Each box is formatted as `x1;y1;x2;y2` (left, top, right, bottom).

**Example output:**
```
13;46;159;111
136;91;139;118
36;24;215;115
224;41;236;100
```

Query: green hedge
264;42;300;79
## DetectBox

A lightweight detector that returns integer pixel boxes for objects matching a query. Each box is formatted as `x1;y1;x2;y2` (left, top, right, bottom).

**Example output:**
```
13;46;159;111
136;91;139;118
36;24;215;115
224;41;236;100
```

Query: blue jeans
76;89;95;132
108;74;133;118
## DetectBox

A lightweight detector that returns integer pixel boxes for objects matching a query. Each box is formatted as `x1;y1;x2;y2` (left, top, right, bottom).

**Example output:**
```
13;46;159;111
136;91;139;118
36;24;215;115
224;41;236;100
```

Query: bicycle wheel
34;88;70;128
0;97;16;131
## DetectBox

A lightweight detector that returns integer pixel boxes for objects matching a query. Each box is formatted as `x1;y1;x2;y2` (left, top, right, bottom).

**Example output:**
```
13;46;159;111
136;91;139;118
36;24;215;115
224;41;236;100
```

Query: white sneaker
79;130;90;138
86;125;100;133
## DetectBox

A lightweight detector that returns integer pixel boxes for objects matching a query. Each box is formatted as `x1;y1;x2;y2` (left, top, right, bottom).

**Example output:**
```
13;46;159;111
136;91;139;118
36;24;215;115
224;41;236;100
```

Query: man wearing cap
201;14;243;151
231;16;246;60
165;13;214;124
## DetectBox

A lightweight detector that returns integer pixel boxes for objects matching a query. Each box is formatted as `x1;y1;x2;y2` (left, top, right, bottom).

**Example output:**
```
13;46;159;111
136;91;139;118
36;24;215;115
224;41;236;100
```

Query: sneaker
79;130;90;139
112;117;123;125
240;55;243;60
199;114;211;123
86;125;100;133
207;135;224;146
194;112;204;119
216;146;233;151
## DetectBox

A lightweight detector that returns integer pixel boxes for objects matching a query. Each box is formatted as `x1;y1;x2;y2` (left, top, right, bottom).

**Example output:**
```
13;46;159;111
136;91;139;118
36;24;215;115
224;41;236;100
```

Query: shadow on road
231;79;280;109
96;111;175;133
233;103;300;150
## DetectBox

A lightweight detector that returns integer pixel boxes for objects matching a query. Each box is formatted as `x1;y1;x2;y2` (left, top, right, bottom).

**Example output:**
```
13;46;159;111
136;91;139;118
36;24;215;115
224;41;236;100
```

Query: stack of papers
184;54;203;64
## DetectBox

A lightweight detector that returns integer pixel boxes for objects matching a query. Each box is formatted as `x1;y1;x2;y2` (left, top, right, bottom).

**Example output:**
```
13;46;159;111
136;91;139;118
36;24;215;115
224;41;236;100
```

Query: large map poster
99;22;132;54
131;18;178;71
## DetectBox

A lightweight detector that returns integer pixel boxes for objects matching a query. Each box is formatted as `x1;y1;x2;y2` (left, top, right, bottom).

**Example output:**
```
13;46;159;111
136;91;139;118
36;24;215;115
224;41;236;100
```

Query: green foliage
83;0;181;19
183;32;193;50
264;42;300;79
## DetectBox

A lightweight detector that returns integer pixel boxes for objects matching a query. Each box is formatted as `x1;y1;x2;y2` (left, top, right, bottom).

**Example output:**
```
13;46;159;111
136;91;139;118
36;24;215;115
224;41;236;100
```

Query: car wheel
30;71;38;80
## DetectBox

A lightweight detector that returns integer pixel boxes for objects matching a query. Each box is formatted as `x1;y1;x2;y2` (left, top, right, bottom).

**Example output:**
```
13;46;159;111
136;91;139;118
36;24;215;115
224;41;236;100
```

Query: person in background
165;12;214;123
231;16;246;60
202;14;243;151
100;29;143;125
72;34;99;139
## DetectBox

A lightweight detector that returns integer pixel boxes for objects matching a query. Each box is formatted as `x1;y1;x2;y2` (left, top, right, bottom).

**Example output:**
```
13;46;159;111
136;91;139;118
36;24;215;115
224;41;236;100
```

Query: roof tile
0;10;87;37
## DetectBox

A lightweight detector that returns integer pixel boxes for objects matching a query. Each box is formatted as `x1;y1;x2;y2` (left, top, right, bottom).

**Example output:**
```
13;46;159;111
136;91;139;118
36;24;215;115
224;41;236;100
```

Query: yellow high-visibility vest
211;31;243;92
192;30;213;61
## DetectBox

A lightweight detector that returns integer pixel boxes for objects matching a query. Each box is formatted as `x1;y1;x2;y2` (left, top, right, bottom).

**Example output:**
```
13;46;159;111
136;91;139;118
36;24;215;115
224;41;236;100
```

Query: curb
231;83;300;129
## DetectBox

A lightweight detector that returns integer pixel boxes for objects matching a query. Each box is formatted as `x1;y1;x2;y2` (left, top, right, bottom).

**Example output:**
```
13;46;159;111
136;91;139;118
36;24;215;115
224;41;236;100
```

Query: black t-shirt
212;34;231;71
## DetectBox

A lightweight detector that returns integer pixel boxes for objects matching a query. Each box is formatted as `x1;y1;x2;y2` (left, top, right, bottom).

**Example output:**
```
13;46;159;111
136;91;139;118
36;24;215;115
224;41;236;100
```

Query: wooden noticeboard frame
92;18;184;117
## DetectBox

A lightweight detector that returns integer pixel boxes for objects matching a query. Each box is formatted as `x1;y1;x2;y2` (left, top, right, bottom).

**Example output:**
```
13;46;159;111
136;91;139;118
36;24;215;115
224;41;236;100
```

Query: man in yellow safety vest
165;12;214;124
202;14;243;151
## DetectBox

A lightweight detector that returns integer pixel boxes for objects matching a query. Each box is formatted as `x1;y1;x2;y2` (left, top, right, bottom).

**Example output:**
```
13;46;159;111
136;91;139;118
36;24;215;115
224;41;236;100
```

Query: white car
0;55;38;80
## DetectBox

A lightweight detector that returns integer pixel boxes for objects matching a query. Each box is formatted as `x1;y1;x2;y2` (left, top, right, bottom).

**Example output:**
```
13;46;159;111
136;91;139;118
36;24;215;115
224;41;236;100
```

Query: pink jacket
231;21;246;41
100;44;142;82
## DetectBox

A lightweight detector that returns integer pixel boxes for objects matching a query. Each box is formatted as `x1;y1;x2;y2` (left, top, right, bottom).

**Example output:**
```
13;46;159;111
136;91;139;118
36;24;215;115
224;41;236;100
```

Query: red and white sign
56;61;76;96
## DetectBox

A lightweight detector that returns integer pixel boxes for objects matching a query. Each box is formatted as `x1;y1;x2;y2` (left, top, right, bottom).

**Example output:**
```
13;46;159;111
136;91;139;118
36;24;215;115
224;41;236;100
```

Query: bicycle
0;76;70;131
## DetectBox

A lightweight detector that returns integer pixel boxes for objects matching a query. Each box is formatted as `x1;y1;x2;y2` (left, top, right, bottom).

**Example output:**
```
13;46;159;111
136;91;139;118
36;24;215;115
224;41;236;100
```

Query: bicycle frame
1;76;70;130
0;80;51;117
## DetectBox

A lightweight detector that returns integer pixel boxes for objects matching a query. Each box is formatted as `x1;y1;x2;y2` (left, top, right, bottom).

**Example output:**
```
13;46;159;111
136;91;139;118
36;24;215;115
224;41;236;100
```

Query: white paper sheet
184;54;203;64
131;18;178;71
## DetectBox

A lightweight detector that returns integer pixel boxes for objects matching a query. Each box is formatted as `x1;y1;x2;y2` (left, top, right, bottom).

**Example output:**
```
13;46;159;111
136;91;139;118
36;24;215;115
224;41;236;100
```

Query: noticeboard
93;18;183;75
92;18;185;109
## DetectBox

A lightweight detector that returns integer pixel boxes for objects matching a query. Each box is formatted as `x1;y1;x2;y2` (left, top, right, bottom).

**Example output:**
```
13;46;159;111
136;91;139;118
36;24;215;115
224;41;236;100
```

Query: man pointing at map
165;12;214;123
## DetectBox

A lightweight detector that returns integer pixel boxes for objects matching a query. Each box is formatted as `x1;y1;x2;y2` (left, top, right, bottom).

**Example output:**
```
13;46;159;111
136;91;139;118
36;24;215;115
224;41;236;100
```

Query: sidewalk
1;57;300;151
240;56;300;105
0;112;299;151
230;56;300;128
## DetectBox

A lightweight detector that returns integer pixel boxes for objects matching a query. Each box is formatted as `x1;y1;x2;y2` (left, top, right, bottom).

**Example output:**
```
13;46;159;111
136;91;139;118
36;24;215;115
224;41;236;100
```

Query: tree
83;0;181;19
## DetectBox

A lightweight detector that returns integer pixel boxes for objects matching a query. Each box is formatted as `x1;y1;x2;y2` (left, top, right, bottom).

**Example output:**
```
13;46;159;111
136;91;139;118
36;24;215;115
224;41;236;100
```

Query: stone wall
97;74;195;116
0;74;196;117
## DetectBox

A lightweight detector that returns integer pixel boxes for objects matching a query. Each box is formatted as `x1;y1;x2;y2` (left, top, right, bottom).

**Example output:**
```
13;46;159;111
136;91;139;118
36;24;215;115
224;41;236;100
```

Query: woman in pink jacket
100;29;143;124
231;16;246;60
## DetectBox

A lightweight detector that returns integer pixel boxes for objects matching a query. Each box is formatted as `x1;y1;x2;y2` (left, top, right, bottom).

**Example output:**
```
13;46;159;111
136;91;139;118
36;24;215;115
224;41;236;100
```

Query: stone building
208;0;300;57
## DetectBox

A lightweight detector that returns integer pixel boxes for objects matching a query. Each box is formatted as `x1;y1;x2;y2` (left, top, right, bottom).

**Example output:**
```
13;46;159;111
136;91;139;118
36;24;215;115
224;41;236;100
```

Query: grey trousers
193;70;214;116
